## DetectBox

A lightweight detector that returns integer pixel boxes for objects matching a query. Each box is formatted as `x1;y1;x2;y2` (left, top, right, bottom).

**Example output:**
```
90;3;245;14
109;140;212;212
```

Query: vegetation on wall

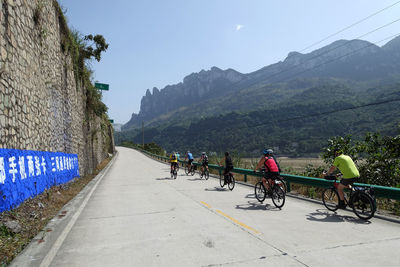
52;0;109;117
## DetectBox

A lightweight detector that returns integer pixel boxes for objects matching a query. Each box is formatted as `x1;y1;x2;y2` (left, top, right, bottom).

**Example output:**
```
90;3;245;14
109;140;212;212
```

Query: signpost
95;82;109;91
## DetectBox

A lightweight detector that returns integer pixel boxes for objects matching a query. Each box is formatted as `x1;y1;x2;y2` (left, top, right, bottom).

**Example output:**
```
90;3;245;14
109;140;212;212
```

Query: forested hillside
116;36;400;156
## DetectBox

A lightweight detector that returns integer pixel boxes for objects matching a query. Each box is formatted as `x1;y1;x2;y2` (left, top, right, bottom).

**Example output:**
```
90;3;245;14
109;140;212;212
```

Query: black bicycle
322;175;376;220
170;164;178;179
184;164;195;176
254;176;285;208
199;166;209;180
220;171;235;190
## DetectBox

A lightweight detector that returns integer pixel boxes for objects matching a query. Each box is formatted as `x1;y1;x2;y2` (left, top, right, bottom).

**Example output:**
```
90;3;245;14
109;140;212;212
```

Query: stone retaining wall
0;0;114;176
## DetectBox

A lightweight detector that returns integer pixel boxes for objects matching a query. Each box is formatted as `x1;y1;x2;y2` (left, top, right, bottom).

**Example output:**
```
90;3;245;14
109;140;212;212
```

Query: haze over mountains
117;36;400;155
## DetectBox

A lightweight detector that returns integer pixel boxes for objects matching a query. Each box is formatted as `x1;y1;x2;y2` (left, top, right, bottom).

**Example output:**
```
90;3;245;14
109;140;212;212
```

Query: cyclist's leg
223;167;228;183
338;178;357;208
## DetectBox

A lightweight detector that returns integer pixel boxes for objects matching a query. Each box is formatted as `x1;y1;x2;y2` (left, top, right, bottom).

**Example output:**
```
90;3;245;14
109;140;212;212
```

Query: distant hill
117;36;400;156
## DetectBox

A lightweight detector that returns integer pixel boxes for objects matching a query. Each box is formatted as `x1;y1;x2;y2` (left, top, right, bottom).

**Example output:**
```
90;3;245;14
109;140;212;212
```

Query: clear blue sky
58;0;400;124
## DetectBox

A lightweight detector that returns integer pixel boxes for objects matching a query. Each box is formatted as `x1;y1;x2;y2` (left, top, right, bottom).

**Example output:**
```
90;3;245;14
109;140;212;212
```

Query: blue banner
0;148;79;213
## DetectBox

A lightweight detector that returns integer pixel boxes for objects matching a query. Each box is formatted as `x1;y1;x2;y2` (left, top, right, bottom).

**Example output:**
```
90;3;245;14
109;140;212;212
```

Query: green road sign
109;119;114;123
95;82;109;91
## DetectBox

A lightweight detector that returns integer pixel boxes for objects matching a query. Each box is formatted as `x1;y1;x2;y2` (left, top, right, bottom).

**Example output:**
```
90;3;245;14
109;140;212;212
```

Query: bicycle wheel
204;170;209;180
219;173;225;188
184;165;189;175
351;191;375;220
228;174;235;191
190;166;195;176
254;181;266;202
322;188;339;211
275;177;287;193
271;185;285;208
170;171;174;179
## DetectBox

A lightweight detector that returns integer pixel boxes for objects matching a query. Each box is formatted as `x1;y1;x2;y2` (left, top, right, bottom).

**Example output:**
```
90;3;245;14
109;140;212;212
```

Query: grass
0;156;112;266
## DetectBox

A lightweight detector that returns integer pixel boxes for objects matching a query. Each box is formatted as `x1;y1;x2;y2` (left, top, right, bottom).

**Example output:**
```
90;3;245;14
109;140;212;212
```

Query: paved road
12;147;400;266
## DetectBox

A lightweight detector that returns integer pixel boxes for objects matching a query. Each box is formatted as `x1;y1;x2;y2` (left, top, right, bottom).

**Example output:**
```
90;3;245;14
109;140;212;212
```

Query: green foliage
0;224;13;238
322;130;400;187
321;135;360;164
52;1;109;117
86;84;108;116
82;34;109;62
116;83;400;157
120;141;166;157
303;164;326;178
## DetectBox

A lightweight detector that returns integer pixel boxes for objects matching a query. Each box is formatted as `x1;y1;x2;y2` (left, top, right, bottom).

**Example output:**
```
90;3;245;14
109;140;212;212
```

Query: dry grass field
240;157;327;174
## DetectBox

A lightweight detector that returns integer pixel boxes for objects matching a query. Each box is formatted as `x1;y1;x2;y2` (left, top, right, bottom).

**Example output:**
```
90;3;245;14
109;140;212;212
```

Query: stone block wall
0;0;114;176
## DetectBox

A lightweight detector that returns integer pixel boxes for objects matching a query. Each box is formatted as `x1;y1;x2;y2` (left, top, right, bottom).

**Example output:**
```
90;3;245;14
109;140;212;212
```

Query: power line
299;0;400;53
249;97;400;129
257;18;400;85
274;32;400;82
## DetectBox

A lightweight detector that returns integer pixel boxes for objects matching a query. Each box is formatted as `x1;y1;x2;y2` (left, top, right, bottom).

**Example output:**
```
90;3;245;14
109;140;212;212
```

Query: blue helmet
263;149;273;155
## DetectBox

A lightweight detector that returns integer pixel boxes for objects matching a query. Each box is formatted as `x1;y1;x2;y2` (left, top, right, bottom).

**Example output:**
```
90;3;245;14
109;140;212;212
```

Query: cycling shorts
340;177;358;186
188;159;193;164
170;162;178;167
263;172;279;180
202;162;208;167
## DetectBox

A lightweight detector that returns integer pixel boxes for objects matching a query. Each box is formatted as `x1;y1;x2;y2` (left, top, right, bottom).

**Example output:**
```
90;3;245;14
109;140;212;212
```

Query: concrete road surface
12;147;400;266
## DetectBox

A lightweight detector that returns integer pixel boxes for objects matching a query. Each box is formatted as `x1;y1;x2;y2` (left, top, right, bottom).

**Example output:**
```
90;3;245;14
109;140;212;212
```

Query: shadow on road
235;201;279;211
187;178;204;181
156;177;174;180
306;209;371;224
204;187;228;192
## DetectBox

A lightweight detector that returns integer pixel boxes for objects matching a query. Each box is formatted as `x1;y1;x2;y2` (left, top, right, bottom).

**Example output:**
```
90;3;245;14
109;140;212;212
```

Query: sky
58;0;400;124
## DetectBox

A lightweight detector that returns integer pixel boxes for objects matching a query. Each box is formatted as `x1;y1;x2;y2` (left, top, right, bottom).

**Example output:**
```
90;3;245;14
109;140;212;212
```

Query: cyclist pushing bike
254;149;280;191
323;148;359;209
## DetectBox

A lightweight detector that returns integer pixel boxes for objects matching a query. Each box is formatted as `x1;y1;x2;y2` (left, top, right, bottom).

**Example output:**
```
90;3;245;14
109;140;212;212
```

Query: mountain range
117;36;400;156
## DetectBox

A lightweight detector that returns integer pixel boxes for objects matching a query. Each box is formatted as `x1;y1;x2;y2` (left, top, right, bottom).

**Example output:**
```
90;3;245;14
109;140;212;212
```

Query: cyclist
219;152;233;184
323;149;359;209
169;152;178;174
254;149;280;191
199;152;209;173
185;151;194;171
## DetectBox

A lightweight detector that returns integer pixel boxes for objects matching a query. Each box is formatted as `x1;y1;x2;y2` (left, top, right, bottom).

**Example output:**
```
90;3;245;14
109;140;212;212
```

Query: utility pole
142;121;144;149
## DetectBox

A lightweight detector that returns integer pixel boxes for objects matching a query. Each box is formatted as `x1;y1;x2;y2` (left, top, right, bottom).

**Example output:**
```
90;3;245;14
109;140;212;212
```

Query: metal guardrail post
287;181;291;192
244;174;247;183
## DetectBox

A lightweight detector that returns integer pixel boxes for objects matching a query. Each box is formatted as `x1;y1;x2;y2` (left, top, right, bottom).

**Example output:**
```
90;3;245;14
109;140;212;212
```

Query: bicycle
219;170;235;190
170;164;178;179
259;168;287;192
254;174;285;208
322;175;376;220
199;165;209;180
184;163;195;176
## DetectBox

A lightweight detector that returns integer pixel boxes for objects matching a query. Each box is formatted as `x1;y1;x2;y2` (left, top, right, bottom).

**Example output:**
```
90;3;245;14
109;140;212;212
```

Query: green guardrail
137;149;400;201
